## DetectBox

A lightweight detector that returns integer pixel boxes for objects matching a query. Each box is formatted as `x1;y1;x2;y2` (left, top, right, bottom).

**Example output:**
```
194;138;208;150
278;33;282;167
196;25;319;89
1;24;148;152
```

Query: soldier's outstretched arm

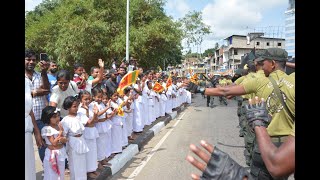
255;126;295;178
204;85;246;97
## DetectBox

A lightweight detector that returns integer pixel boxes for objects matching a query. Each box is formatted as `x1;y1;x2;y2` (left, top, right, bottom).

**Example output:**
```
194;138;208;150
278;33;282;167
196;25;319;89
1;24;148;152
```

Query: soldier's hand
186;140;214;180
244;97;271;131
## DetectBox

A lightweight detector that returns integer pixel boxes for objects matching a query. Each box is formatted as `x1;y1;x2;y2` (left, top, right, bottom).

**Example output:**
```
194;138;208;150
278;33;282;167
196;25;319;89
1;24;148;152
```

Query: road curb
93;104;187;179
150;121;165;135
168;111;177;119
131;130;155;151
109;144;139;175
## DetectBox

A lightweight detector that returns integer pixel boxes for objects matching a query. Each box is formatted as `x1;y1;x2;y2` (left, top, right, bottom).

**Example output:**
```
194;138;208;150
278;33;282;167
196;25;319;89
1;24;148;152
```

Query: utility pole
125;0;130;63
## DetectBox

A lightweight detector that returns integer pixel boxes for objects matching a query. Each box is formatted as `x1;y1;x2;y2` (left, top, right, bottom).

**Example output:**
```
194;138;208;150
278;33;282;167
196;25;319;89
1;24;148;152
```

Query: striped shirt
25;71;47;120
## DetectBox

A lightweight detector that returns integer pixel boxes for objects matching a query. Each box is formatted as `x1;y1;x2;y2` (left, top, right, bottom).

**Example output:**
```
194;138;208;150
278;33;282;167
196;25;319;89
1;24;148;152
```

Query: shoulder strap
268;76;295;122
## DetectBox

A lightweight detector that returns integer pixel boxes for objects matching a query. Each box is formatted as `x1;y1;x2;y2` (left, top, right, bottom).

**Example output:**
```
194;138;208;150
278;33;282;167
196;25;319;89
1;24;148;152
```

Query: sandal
87;172;98;179
98;162;104;170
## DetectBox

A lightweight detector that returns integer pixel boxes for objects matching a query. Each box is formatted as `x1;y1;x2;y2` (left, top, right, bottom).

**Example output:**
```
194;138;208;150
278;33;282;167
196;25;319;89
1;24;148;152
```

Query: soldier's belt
270;136;288;143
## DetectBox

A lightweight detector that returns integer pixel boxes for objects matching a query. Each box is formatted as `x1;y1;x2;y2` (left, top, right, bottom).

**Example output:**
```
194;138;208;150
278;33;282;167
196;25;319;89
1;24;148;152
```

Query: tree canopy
25;0;183;71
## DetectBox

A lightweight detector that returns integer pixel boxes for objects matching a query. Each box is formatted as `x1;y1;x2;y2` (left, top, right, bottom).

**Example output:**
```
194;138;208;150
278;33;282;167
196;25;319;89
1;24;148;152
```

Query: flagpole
126;0;130;63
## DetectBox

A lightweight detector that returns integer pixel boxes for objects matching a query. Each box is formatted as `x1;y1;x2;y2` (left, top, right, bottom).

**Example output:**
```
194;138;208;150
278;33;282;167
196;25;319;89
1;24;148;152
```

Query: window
256;42;260;46
266;42;270;46
234;49;238;55
278;42;282;46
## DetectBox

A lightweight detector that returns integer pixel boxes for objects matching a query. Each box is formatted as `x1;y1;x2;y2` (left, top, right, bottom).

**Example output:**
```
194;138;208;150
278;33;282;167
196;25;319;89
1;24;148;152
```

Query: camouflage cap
255;48;288;62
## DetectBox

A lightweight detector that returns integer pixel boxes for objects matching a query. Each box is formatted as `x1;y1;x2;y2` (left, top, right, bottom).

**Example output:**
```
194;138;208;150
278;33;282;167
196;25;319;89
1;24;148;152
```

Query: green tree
179;11;211;58
25;0;183;71
203;48;216;57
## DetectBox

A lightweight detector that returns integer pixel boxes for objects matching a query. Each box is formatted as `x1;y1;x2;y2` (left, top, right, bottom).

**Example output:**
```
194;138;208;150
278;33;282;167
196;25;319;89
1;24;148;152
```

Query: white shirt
50;81;79;118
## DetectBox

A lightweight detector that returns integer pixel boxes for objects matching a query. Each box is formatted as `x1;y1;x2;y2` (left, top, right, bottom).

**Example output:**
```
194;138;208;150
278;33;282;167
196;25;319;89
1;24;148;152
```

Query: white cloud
166;0;191;19
25;0;43;12
197;0;287;51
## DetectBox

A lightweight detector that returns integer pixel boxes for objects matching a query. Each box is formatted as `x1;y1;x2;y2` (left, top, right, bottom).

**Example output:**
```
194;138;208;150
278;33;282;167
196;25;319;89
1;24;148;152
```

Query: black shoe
207;104;209;107
239;132;244;137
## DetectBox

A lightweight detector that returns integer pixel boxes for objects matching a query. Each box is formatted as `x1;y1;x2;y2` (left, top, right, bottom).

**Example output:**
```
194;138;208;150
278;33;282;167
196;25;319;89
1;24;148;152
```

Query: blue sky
26;0;289;53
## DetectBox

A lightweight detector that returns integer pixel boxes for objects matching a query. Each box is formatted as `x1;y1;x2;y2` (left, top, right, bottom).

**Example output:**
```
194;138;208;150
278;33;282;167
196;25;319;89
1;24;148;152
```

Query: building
211;35;285;74
285;0;295;58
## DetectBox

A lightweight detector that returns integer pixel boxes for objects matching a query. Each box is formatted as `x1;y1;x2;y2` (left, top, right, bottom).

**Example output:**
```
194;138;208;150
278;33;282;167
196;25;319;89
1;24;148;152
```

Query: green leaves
25;0;183;71
179;11;211;51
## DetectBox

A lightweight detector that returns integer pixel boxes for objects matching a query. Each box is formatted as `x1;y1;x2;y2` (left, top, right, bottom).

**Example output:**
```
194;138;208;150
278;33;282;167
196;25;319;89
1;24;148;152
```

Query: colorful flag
117;70;140;95
166;76;172;88
190;73;198;85
153;82;164;93
117;101;125;117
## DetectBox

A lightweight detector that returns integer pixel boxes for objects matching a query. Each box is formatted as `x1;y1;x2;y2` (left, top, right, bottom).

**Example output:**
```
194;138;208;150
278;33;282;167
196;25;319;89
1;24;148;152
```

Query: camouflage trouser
249;139;288;180
239;100;256;166
219;96;228;105
236;97;243;117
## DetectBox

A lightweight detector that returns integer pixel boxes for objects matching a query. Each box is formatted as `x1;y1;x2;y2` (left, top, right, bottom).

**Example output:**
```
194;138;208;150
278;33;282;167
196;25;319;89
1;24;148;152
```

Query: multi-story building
285;0;295;58
211;35;285;74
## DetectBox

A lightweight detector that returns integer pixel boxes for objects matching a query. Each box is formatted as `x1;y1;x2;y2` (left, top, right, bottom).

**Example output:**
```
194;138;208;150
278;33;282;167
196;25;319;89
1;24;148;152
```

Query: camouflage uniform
242;48;295;180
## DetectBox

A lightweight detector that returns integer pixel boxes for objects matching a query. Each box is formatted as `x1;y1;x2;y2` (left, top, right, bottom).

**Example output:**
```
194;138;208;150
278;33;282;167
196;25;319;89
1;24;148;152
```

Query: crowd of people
25;47;295;180
25;49;193;180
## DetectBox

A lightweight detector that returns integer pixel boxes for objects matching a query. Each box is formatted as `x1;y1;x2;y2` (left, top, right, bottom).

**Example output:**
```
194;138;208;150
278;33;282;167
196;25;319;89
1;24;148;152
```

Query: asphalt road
110;95;247;180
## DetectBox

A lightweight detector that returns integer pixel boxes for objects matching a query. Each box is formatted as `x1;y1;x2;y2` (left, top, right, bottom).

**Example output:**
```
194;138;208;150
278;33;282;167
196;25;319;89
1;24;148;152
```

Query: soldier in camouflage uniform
201;48;295;180
235;57;265;166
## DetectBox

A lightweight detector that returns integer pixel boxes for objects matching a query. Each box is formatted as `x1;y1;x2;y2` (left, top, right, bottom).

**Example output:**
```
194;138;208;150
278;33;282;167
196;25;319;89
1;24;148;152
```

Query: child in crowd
89;88;113;168
101;92;117;160
118;92;129;148
41;106;68;180
123;87;134;141
110;92;124;155
78;90;100;178
60;96;89;180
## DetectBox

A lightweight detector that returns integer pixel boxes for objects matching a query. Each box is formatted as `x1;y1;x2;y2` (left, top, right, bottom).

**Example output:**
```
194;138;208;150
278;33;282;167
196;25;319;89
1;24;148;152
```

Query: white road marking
127;112;187;180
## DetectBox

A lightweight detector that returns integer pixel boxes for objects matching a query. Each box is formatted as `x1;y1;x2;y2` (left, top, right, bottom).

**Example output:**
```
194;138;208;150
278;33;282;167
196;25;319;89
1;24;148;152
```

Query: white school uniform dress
78;106;99;173
110;101;123;154
177;82;183;106
171;84;177;108
124;95;134;137
25;77;36;180
147;88;155;124
118;98;128;147
142;84;151;125
160;91;167;117
132;83;144;132
165;85;173;113
41;126;67;180
154;92;160;119
89;102;109;161
61;114;89;180
104;108;113;158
